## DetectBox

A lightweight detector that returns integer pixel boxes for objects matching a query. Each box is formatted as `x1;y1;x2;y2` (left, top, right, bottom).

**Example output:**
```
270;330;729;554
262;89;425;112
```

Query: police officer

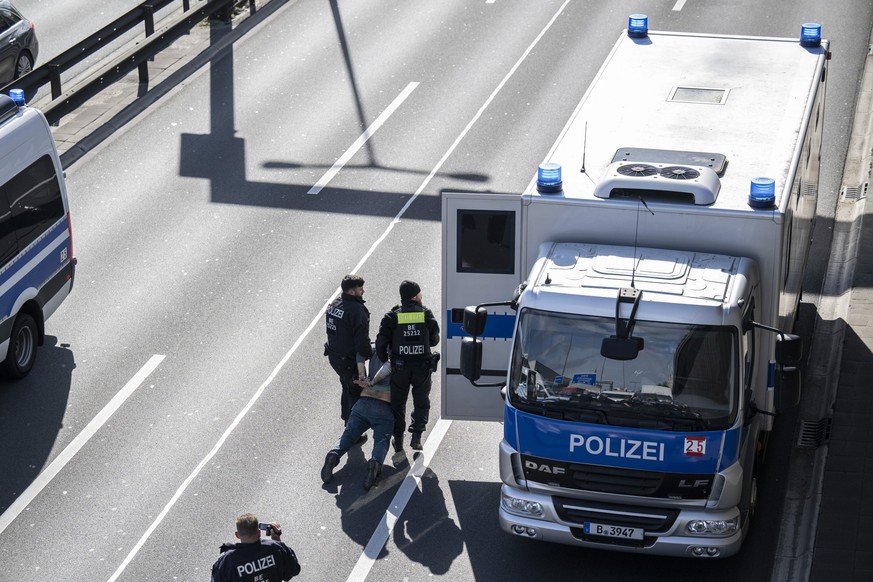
325;274;373;428
376;280;440;451
211;513;300;582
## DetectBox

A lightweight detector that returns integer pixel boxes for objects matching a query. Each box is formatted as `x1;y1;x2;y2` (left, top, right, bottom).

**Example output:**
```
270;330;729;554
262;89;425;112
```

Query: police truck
441;17;828;558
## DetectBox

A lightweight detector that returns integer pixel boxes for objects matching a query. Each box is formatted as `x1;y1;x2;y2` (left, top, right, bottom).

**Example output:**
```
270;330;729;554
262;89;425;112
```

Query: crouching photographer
211;513;300;582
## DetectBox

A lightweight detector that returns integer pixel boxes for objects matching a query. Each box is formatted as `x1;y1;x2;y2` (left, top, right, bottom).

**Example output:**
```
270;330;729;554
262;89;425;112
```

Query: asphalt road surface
1;0;871;580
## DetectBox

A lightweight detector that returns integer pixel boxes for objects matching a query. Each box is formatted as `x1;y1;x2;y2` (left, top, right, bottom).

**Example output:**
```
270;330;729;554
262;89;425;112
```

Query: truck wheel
2;313;38;379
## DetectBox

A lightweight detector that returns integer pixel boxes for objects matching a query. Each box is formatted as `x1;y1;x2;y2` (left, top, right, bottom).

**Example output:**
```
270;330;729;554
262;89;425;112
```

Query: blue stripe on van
0;218;70;321
446;311;516;340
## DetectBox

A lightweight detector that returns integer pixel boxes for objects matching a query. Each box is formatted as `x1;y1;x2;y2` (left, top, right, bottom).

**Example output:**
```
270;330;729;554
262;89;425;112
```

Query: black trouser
389;358;432;440
328;353;362;423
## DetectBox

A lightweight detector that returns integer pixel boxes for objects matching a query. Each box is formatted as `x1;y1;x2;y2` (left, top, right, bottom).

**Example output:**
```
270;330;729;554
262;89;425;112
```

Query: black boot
321;452;339;484
392;435;404;453
363;459;381;490
410;432;423;451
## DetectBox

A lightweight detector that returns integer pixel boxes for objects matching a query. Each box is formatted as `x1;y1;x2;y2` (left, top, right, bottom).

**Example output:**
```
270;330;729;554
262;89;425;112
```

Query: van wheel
2;313;38;379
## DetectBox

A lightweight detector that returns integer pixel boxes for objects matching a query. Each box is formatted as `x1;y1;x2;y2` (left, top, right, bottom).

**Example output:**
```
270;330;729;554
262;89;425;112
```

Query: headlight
686;517;739;537
501;491;544;518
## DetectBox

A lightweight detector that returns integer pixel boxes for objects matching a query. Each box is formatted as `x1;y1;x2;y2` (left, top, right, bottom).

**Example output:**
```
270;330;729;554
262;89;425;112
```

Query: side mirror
775;366;801;409
463;306;488;337
460;336;483;382
775;333;803;366
600;336;643;360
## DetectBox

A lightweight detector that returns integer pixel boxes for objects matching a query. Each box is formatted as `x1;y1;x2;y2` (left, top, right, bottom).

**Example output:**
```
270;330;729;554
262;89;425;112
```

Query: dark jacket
211;539;300;582
376;300;440;362
325;293;372;360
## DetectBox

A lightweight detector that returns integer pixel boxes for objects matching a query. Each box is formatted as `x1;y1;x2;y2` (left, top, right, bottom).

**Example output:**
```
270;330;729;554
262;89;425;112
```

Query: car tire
15;52;33;80
2;313;38;379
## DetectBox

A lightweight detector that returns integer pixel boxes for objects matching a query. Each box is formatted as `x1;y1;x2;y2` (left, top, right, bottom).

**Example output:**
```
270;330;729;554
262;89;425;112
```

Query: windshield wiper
514;397;610;424
621;396;711;430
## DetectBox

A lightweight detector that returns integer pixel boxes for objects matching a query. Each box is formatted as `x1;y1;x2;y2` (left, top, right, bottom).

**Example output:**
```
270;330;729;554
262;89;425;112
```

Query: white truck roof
525;242;750;326
537;31;827;212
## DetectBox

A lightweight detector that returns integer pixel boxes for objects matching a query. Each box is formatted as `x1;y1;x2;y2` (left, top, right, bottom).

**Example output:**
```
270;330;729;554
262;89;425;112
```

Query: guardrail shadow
177;0;486;220
0;337;75;514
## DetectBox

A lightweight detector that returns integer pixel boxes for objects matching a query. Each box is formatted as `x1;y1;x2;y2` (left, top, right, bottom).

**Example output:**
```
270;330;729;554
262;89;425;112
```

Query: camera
258;522;273;536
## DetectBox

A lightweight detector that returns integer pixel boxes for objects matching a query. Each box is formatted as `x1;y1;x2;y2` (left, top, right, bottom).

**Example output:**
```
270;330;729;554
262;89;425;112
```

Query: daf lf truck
440;18;828;557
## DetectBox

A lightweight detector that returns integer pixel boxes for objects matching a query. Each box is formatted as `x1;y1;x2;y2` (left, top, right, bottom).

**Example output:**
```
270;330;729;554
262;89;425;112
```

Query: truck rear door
441;191;524;421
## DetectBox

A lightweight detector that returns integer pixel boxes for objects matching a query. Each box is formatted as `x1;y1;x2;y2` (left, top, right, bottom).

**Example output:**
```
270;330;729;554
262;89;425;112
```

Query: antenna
631;196;654;288
580;121;588;174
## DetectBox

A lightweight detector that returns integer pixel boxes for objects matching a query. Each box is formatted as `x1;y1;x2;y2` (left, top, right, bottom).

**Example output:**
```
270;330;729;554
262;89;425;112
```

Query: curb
771;27;873;582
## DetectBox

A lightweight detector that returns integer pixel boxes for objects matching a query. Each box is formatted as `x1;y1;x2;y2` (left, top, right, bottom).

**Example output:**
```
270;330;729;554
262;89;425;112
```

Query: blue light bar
8;89;25;107
800;23;821;48
627;14;648;38
748;177;776;208
536;163;563;195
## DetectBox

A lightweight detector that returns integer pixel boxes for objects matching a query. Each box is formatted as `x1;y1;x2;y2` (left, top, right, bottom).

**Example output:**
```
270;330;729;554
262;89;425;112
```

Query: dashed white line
345;0;572;578
673;0;687;10
105;0;568;577
346;418;452;582
307;82;420;195
0;354;165;536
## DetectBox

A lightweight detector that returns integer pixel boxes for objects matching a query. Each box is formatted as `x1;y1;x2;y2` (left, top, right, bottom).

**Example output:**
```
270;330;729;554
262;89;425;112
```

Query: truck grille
568;463;663;495
554;497;680;547
520;454;714;499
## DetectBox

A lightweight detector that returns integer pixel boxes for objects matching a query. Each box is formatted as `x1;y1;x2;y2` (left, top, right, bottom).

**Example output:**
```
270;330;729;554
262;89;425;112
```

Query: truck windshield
509;309;738;431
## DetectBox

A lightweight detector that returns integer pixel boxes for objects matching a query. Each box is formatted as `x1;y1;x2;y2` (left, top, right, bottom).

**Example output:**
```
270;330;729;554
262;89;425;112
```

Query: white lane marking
673;0;687;10
107;296;344;581
345;1;573;579
486;0;496;4
0;355;165;536
308;82;420;195
346;418;452;582
109;0;570;573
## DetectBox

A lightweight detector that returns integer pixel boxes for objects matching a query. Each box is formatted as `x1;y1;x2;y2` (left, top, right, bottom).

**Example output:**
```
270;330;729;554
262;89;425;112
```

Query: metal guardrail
1;0;253;125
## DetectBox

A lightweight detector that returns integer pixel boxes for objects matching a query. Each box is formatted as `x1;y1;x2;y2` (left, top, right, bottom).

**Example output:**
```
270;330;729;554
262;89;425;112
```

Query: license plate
584;521;644;541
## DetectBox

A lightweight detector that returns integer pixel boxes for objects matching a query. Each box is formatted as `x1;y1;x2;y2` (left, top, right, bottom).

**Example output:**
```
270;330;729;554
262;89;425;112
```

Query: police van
0;89;75;378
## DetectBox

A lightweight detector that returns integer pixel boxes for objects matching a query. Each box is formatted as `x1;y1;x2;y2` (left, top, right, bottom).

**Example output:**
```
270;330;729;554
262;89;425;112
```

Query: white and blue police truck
440;18;828;558
0;89;75;378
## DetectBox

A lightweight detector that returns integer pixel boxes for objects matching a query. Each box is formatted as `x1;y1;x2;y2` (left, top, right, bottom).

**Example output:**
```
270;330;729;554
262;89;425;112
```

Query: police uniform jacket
325;293;373;360
211;539;300;582
375;300;440;362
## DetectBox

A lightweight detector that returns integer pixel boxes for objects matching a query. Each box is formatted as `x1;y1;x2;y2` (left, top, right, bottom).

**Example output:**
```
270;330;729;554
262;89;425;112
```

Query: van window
3;155;65;250
0;189;15;267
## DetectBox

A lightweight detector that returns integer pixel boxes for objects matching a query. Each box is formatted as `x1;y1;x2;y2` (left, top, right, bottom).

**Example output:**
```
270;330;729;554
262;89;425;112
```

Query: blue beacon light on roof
627;14;648;38
8;89;25;107
748;177;776;208
800;23;822;48
536;163;563;195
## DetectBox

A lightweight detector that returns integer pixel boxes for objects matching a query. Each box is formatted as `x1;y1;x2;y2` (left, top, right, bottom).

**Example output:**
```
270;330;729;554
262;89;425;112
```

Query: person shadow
392;467;463;575
330;447;463;577
329;443;409;552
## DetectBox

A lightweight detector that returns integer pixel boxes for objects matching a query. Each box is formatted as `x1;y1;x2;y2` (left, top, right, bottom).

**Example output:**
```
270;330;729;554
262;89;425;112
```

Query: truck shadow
0;337;75;514
451;480;776;581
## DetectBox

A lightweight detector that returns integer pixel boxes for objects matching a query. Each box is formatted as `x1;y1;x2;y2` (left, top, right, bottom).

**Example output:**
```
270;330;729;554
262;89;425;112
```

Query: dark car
0;1;38;85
